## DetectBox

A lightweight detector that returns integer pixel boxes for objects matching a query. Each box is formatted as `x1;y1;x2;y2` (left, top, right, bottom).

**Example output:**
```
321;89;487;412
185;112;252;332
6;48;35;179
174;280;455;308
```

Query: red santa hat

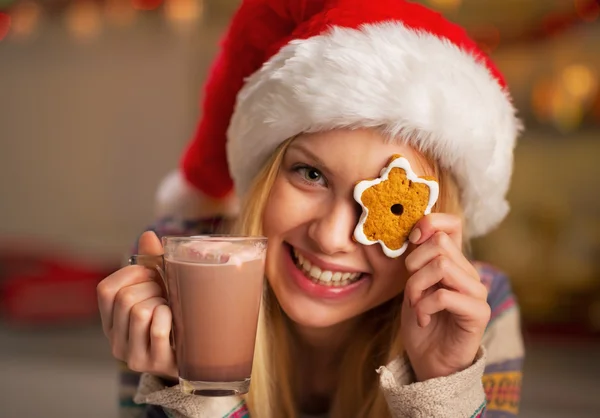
157;0;521;238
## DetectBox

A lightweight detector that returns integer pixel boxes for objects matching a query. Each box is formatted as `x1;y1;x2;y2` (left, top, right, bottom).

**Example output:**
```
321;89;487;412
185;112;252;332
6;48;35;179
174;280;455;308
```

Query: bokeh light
550;84;584;132
65;0;103;41
531;63;599;130
575;0;600;22
561;64;598;102
0;11;11;42
164;0;202;24
132;0;164;11
10;1;42;40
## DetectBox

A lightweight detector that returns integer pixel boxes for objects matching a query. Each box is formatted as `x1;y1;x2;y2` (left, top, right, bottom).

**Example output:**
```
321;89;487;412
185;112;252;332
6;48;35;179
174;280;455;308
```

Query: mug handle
128;254;168;300
127;254;174;348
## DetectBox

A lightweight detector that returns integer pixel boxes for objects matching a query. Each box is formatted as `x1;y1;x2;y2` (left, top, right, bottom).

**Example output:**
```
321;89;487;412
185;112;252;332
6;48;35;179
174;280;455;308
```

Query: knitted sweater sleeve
378;262;525;417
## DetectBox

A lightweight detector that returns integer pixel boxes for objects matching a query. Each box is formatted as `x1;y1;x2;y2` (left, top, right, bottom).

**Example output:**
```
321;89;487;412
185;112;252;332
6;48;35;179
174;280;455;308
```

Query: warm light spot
575;0;600;22
561;64;598;101
10;1;42;40
165;0;202;23
550;87;584;132
0;12;11;42
66;1;102;41
132;0;163;11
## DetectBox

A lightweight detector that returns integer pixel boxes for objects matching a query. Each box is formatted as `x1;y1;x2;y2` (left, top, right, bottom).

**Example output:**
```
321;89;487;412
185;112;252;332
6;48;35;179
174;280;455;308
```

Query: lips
282;243;370;300
291;247;363;286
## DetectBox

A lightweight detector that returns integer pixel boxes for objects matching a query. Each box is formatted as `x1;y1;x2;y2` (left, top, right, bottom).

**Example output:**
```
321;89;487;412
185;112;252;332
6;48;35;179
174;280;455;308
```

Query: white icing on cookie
353;156;439;258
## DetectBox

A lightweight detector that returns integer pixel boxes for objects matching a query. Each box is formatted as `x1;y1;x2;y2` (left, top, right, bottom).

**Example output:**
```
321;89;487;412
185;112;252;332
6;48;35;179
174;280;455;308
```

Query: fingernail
409;228;421;244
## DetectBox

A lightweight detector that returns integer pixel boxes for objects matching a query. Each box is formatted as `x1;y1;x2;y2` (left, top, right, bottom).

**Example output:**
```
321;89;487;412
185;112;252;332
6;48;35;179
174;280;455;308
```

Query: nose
308;197;359;255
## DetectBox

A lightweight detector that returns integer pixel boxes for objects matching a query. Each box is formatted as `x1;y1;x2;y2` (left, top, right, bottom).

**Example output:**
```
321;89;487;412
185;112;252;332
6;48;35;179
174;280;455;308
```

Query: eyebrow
286;143;333;177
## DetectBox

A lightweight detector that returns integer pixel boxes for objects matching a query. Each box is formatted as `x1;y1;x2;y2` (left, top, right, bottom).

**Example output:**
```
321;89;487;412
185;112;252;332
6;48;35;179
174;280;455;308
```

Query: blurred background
0;0;598;416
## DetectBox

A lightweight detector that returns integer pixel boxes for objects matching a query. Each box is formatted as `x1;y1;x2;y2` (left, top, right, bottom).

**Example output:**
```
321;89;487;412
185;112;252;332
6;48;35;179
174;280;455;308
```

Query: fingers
97;265;157;336
406;230;478;277
414;289;491;330
405;256;488;308
96;231;174;377
409;213;463;249
126;299;177;378
127;296;165;368
97;231;163;338
138;231;164;256
110;281;163;360
149;305;177;377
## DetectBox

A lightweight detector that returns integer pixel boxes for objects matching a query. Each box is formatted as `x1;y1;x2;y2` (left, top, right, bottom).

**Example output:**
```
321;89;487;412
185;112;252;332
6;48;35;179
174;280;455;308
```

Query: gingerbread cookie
353;154;439;258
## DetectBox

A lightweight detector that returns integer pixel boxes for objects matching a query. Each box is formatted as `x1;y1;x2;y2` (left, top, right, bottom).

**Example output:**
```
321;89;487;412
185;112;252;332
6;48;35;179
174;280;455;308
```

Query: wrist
412;357;476;382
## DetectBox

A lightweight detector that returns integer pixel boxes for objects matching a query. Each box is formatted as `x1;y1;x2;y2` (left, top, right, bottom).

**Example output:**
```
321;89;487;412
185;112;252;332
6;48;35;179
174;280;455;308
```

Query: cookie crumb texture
360;165;435;251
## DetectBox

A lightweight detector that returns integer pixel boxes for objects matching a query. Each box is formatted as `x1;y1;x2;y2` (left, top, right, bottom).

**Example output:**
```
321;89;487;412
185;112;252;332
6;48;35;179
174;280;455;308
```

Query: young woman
97;1;525;417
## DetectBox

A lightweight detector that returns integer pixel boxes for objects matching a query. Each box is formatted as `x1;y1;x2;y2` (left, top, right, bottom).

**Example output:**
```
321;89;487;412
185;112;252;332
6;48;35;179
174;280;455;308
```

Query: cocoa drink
163;236;266;395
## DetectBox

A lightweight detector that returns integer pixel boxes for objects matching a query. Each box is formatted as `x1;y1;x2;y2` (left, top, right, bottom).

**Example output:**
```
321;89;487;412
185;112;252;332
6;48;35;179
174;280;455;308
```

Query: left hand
401;213;490;382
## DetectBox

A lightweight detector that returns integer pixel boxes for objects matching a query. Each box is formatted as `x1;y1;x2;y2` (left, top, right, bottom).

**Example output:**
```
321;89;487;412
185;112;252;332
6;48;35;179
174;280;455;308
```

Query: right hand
97;231;178;379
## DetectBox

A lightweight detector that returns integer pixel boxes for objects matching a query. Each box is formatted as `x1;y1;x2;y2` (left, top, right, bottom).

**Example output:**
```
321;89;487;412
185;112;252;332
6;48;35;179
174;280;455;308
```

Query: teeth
320;270;332;282
293;248;362;286
309;266;322;279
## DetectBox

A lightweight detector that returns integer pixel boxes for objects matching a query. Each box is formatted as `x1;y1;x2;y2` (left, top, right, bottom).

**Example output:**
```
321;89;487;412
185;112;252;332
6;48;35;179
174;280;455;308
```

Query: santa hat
158;0;521;238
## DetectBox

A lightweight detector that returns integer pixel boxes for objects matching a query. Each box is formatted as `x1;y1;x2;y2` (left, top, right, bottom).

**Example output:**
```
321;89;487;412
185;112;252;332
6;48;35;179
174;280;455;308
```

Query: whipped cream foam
167;237;267;265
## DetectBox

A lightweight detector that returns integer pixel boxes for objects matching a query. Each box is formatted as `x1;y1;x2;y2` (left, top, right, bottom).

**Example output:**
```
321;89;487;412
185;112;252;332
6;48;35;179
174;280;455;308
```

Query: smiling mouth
290;247;364;287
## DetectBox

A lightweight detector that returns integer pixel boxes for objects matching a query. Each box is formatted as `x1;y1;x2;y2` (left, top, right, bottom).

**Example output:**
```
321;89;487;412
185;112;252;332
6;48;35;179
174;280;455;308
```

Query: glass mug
130;235;267;396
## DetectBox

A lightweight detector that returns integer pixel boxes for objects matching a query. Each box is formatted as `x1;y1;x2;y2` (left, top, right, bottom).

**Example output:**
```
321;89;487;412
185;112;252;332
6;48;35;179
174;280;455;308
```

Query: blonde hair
234;137;464;418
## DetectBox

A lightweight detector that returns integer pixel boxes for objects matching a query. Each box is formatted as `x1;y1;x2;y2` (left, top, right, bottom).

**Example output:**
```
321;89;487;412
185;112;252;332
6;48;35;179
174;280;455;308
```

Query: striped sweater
119;216;524;418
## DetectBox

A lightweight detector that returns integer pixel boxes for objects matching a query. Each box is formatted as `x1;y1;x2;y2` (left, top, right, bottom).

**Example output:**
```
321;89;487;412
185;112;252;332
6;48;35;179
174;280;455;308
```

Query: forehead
288;129;432;181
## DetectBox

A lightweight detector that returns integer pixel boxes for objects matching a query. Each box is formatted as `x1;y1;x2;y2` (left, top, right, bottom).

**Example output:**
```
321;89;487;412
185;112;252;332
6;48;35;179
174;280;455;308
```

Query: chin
282;298;360;329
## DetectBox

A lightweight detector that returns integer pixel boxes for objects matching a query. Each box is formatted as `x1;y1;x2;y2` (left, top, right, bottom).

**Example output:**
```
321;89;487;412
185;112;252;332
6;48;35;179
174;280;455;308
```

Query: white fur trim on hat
156;170;240;220
227;22;521;238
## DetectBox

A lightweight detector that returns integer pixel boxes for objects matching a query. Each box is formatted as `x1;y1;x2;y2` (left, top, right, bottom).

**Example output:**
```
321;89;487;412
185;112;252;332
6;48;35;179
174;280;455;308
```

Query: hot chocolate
165;251;264;385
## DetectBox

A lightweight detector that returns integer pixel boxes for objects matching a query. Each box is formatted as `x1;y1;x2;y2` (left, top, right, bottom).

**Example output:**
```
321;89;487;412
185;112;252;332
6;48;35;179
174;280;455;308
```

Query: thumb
138;231;164;256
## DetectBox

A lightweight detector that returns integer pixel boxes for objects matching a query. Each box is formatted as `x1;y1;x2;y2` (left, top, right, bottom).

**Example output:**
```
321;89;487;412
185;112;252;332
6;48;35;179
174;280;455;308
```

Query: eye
294;165;326;186
304;168;322;181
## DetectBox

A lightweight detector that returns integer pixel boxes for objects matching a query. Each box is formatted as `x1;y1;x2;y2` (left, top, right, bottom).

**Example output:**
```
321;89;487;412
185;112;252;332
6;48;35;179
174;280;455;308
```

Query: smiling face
262;129;435;329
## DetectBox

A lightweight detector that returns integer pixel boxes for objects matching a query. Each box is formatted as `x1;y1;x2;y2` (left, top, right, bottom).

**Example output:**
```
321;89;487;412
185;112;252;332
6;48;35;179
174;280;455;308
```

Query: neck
290;317;362;415
292;317;360;355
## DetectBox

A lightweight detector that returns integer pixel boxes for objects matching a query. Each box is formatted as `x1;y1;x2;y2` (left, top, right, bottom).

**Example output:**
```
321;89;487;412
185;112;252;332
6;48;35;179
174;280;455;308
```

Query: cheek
262;179;294;237
367;247;409;295
262;177;316;237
